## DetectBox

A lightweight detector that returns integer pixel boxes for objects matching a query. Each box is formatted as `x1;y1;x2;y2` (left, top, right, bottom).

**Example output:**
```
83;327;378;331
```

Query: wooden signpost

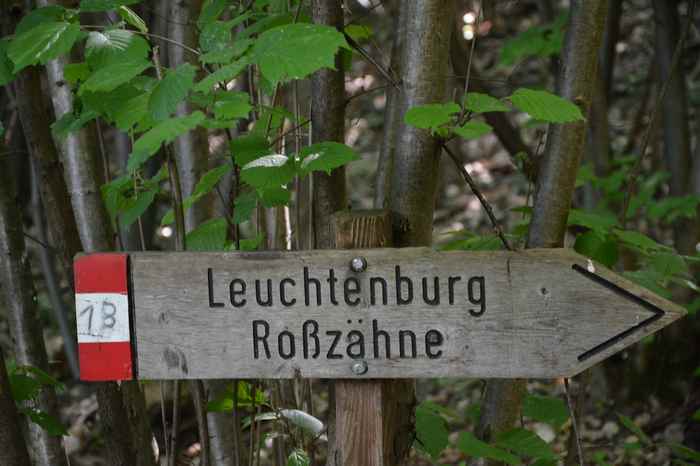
74;244;684;382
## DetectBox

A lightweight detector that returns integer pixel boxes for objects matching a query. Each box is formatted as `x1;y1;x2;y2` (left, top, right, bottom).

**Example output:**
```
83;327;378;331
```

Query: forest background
0;0;699;465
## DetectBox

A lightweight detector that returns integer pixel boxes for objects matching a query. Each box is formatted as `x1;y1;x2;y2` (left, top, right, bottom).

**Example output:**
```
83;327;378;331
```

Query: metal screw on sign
350;256;367;273
351;360;368;375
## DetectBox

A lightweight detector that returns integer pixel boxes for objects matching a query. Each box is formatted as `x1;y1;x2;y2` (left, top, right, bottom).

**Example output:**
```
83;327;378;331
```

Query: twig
442;144;512;251
343;33;400;89
459;6;482;122
564;378;584;466
620;0;696;225
168;381;181;466
191;380;211;466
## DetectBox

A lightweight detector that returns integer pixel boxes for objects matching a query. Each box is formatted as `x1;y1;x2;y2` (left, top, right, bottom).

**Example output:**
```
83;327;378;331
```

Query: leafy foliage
149;63;197;120
508;88;584;123
299;142;360;175
522;394;569;430
8;21;81;72
465;92;509;113
415;401;449;459
8;364;67;436
500;14;567;66
251;23;348;84
404;103;460;133
458;431;521;465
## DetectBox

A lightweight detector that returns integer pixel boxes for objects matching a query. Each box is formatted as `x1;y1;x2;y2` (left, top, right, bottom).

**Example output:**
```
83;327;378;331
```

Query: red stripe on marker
78;342;133;381
74;254;128;294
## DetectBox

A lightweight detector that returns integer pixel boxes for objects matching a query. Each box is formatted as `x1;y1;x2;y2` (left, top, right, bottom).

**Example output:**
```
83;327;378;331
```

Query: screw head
351;360;368;375
350;256;367;273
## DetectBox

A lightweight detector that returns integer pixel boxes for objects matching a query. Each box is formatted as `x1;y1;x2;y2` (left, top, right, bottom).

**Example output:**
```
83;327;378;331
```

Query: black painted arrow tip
571;264;665;363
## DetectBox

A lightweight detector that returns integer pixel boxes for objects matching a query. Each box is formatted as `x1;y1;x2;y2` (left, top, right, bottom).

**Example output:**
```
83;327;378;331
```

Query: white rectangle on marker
76;293;130;343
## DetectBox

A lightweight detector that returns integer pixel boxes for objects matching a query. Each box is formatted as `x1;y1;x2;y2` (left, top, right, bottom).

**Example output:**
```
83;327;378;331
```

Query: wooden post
331;210;391;466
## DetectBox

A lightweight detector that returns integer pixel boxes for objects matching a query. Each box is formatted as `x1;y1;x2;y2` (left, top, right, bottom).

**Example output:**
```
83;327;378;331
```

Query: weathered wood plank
106;247;685;379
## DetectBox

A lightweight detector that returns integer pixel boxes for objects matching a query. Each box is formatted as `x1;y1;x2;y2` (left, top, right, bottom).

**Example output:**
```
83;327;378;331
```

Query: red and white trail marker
74;254;133;381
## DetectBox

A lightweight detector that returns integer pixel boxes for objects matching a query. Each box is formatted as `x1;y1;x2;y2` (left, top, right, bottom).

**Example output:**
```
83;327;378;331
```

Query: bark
389;0;454;247
374;2;403;209
311;0;348;250
12;67;81;275
0;134;67;466
169;0;211;231
476;3;608;463
0;347;32;466
652;0;696;255
381;1;455;465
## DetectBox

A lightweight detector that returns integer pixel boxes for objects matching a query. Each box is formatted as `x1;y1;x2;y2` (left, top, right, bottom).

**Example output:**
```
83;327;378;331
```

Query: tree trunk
384;1;455;465
0;130;67;466
311;0;348;250
169;0;211;231
476;3;608;464
652;0;696;256
0;347;32;466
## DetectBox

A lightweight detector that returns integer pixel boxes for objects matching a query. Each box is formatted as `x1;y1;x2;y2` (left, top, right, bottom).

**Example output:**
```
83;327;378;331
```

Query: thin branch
564;378;584;466
459;6;482;122
442;144;512;251
343;33;399;89
620;0;696;225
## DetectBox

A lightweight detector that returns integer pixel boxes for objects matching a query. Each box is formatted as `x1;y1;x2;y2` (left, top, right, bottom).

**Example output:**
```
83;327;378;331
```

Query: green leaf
464;92;509;113
648;252;689;279
522;394;569;430
574;231;618;268
128;111;205;171
415;401;449;459
233;191;257;224
457;432;521;465
79;0;141;12
15;6;66;35
500;14;566;66
404;103;460;132
9;374;43;402
567;209;618;232
194;57;249;93
20;407;68;436
251;23;348;84
495;428;555;459
299;142;360;175
231;135;270;166
508;88;584;123
0;40;15;86
241;154;296;189
51;110;99;138
8;22;81;72
287;449;310;466
80;59;152;94
648;195;700;223
200;38;253;64
440;232;504;251
453;120;493;140
118;6;148;33
64;62;89;84
113;92;150;130
669;444;700;463
120;188;157;228
198;0;229;28
617;414;652;446
200;20;233;53
162;162;232;225
259;186;291;207
149;63;197;120
85;29;150;69
624;269;672;299
213;92;252;120
186;218;228;251
344;24;372;41
613;229;670;253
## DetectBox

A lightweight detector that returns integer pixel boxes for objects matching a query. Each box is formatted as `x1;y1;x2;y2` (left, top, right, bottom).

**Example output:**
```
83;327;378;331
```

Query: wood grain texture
124;248;685;379
332;211;388;466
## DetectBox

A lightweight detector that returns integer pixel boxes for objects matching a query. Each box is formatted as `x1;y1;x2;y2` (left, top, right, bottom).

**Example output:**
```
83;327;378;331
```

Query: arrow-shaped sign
73;248;684;381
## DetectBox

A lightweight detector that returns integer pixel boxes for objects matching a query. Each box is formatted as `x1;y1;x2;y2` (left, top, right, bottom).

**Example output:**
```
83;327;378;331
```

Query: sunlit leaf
118;6;148;33
508;88;584;123
85;29;149;69
405;103;460;132
522;394;569;430
79;0;141;12
287;449;310;466
251;23;348;84
299;142;360;175
8;22;81;72
464;92;509;113
241;154;296;189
